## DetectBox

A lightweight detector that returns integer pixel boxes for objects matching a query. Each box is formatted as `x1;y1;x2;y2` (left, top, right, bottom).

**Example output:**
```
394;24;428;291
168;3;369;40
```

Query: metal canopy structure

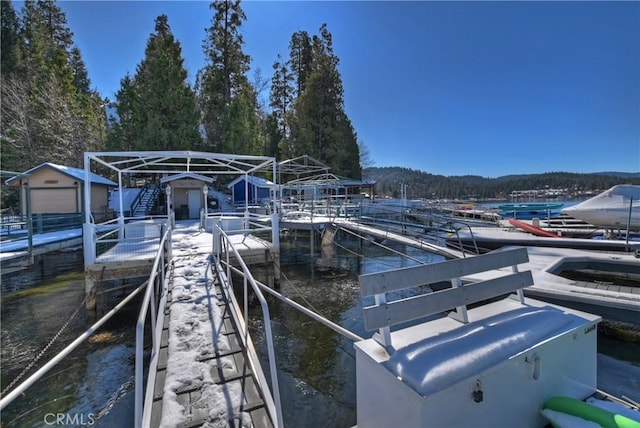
82;151;278;265
277;155;329;180
285;172;371;187
85;151;276;176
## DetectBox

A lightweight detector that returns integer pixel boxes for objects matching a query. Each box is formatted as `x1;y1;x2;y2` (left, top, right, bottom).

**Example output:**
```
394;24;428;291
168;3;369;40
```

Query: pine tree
22;0;74;91
288;24;361;178
227;85;263;155
268;54;293;158
198;0;260;153
108;15;201;151
138;14;201;150
263;111;281;158
288;31;312;97
107;74;139;151
1;0;107;172
1;1;24;76
0;1;26;169
69;46;90;94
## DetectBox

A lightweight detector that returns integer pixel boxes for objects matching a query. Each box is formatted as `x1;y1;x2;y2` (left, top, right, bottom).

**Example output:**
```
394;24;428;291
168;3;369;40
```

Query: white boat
561;185;640;229
355;247;640;427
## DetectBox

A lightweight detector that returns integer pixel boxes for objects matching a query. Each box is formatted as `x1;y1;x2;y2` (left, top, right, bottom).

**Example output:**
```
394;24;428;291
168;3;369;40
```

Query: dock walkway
333;218;463;259
147;223;275;427
463;246;640;323
447;226;640;252
0;227;83;272
331;219;639;323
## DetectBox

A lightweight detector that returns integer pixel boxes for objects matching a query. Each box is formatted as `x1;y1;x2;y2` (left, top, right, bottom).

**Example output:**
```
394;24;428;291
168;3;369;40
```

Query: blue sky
53;1;639;177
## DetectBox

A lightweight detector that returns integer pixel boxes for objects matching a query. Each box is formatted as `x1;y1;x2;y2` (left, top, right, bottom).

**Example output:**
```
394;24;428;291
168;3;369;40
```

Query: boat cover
383;306;586;397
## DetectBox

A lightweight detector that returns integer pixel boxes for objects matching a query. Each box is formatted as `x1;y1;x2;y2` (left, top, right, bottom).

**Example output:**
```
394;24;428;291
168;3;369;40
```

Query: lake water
249;231;640;427
1;231;639;427
1;256;139;427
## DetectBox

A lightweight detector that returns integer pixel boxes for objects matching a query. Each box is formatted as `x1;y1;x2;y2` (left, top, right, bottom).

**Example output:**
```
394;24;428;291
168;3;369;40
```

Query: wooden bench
359;247;534;351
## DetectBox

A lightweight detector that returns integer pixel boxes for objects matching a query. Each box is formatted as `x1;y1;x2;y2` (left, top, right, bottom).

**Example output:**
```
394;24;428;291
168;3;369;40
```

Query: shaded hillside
363;167;640;200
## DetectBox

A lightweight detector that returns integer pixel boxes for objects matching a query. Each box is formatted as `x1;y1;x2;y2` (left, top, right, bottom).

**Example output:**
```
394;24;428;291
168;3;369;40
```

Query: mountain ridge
363;167;640;199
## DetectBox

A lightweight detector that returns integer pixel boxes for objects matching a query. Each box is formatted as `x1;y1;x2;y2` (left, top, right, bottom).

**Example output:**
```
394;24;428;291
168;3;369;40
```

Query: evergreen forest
1;1;637;207
365;167;640;200
1;0;361;180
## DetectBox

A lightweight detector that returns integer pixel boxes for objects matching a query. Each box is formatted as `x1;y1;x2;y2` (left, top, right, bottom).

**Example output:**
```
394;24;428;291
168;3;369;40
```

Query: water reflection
1;253;139;427
250;232;445;426
1;250;84;294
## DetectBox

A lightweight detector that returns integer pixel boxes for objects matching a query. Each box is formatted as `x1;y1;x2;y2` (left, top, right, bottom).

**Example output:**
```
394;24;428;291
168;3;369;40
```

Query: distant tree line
364;167;640;200
1;0;362;181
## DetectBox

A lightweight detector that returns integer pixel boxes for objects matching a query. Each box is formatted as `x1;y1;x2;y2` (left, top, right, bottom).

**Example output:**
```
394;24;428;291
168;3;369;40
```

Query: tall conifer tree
197;0;261;154
287;24;361;178
1;1;23;76
288;31;313;98
107;74;139;151
69;46;90;94
108;15;201;151
1;0;106;172
269;54;293;158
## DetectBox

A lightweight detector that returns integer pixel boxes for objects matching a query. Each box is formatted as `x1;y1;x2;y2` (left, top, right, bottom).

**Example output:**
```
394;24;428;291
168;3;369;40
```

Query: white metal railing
0;282;147;412
134;226;172;428
202;211;274;238
212;224;283;428
91;218;165;262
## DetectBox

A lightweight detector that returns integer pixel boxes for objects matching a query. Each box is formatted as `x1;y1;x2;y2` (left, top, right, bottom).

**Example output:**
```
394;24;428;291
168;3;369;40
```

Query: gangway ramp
333;218;463;259
146;223;278;427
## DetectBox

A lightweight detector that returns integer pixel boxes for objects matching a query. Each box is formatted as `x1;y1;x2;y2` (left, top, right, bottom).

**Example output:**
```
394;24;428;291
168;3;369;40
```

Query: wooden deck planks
148;258;274;428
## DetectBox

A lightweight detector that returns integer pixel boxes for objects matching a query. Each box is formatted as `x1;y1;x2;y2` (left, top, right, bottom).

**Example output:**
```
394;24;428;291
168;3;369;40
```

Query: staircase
132;187;160;217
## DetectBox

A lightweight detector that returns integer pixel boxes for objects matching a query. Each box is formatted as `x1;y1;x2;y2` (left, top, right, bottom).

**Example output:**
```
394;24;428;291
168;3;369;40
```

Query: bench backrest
359;247;533;350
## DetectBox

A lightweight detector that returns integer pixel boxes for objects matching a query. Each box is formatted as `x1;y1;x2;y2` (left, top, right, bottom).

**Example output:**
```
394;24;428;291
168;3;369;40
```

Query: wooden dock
333;218;463;259
145;222;277;427
149;254;273;427
462;246;640;324
445;226;640;253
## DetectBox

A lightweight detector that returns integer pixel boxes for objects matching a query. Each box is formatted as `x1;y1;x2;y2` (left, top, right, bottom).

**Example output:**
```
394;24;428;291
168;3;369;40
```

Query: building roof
160;173;214;184
5;162;117;186
227;175;274;188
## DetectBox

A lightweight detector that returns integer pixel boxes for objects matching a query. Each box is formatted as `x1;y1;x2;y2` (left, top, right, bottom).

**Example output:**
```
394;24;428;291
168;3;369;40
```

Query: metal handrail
134;225;171;428
128;187;146;217
212;225;283;428
202;212;273;236
0;281;147;411
227;264;364;343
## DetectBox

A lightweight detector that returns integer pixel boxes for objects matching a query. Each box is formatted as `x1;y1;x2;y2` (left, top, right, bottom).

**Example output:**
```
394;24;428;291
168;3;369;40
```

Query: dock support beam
271;212;281;287
83;223;95;265
85;274;97;311
85;261;153;312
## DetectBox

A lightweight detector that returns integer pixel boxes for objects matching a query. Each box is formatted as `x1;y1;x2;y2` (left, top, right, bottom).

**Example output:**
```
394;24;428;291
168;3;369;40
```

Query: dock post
271;212;280;253
271;212;280;287
83;223;96;265
271;250;281;288
85;273;97;311
321;226;336;246
310;229;315;257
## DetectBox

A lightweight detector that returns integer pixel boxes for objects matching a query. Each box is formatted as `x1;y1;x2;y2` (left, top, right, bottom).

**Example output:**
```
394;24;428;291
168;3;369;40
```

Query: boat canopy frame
82;151;279;264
